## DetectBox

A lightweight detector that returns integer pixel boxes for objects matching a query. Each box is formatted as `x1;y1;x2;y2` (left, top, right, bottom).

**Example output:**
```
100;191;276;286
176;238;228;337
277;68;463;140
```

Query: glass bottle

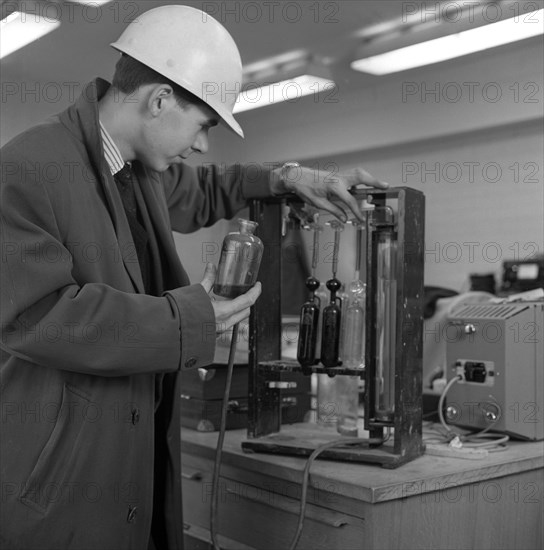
320;278;342;369
297;277;321;369
213;219;264;299
314;282;328;353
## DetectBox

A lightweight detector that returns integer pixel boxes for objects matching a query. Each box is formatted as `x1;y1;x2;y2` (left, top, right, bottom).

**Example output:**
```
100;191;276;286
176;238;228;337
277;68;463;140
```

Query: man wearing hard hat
0;5;386;550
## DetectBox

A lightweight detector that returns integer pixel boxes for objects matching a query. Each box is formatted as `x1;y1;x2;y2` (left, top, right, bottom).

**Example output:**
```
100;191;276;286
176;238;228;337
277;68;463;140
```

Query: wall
2;34;542;291
179;36;543;291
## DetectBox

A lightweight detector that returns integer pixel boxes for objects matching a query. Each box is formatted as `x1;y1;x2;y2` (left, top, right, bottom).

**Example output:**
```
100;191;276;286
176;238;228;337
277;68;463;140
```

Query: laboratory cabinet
181;427;543;550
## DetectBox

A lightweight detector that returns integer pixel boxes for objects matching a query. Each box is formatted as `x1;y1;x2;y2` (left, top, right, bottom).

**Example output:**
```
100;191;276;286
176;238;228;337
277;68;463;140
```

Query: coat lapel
61;79;145;293
133;163;191;289
103;171;146;293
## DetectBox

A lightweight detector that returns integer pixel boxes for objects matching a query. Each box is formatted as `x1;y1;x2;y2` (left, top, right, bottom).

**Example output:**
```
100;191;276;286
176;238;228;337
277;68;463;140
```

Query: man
0;5;387;549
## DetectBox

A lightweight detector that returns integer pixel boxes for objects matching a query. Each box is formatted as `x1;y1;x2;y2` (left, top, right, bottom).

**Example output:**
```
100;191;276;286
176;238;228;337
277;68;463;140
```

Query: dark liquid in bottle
321;305;341;368
213;283;252;299
297;303;319;367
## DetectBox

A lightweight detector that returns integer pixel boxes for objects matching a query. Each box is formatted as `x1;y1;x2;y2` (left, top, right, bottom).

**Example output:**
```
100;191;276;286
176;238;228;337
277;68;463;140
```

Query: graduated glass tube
342;202;373;371
373;210;397;423
342;282;366;371
336;202;372;436
337;282;366;436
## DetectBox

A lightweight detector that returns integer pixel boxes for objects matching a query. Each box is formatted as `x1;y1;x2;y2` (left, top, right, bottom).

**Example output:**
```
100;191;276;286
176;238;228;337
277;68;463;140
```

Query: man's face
138;93;219;172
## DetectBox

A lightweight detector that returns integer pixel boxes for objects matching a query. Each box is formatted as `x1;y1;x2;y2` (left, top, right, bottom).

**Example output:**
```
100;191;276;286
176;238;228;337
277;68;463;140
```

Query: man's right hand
199;263;262;335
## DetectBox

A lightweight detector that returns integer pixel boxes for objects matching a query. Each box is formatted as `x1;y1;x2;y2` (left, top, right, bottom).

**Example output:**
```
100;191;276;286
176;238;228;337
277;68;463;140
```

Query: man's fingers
211;282;262;335
344;167;389;189
228;283;262;327
229;307;252;328
231;282;262;310
308;196;348;223
215;307;252;334
199;262;216;294
213;282;261;318
333;186;368;222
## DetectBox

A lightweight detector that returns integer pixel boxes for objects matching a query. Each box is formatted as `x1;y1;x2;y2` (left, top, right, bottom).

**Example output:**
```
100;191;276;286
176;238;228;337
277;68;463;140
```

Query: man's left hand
272;164;389;223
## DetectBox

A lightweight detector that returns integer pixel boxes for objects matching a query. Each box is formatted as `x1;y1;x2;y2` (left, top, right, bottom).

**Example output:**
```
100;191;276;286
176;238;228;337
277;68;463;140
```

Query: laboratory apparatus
244;188;425;468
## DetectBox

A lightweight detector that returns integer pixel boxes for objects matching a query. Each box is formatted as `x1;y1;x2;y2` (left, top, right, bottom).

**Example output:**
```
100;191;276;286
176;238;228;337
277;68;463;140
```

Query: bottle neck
238;219;258;235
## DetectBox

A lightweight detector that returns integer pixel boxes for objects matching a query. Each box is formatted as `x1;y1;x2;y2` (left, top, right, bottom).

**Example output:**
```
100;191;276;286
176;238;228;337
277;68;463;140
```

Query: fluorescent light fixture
234;54;336;113
242;50;308;77
69;1;112;6
234;75;335;113
351;9;544;75
1;11;60;59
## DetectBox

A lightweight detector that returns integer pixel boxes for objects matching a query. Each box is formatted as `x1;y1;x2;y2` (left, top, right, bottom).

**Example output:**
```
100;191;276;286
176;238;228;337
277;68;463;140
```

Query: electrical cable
431;374;509;452
210;323;239;550
437;374;462;435
288;432;388;550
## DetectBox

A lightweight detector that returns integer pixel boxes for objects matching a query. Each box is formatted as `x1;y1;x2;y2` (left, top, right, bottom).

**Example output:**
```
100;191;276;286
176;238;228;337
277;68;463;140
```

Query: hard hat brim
221;111;244;138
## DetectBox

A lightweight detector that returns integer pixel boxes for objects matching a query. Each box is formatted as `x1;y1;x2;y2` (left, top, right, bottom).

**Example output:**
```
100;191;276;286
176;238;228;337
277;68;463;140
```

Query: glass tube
341;283;366;370
317;374;338;427
374;228;397;422
337;283;365;436
336;375;360;436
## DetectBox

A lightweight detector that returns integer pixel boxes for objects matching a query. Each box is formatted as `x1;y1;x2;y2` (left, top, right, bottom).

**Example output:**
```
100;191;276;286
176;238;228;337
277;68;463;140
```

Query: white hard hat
111;5;244;137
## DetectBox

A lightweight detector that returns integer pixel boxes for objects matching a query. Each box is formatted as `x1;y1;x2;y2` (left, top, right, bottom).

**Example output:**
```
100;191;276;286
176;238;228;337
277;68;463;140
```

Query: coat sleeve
0;147;215;377
162;162;275;233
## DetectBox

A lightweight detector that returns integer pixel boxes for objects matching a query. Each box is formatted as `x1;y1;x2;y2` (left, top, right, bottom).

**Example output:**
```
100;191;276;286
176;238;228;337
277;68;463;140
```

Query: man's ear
148;84;175;116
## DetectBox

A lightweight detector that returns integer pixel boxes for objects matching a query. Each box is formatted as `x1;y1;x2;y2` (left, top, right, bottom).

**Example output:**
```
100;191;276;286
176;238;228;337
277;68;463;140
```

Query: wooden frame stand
242;188;426;468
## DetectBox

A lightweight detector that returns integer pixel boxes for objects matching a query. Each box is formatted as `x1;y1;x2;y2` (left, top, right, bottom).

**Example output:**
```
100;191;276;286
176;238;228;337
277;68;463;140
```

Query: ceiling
0;0;456;84
1;0;542;109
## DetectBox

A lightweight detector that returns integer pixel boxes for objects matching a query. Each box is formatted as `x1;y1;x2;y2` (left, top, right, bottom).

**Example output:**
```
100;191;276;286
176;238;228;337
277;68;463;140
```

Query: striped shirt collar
99;120;125;176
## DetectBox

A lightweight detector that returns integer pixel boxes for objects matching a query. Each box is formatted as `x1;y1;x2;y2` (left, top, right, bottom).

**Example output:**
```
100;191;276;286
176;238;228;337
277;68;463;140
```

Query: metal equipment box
180;365;310;432
445;301;543;440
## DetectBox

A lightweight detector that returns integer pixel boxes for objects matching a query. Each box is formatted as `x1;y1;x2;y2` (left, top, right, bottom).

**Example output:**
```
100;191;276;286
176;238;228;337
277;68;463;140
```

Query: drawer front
182;457;366;550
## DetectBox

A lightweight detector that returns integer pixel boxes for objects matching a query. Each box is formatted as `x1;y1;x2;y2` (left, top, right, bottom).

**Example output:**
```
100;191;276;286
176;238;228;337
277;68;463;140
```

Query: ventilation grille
451;303;528;320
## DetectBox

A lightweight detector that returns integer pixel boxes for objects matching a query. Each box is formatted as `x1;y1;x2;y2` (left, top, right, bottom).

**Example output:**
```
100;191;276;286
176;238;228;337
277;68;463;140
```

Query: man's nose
192;132;209;155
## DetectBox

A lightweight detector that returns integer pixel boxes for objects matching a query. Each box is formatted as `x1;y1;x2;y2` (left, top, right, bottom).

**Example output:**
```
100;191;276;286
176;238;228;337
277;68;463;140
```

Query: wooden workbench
181;426;543;550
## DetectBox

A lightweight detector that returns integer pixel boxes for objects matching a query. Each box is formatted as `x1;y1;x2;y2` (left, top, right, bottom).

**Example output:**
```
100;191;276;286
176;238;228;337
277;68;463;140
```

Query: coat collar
60;79;146;293
58;79;190;293
60;78;111;179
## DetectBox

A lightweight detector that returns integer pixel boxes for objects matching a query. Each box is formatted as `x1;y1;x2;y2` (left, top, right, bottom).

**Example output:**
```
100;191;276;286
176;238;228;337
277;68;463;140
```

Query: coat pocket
20;383;91;514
